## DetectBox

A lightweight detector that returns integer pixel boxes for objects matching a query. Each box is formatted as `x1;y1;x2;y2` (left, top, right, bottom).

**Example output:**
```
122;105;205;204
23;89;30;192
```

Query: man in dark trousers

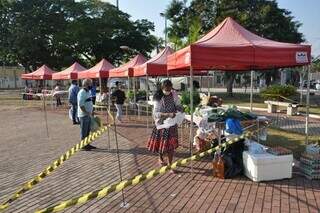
78;78;97;150
112;81;126;123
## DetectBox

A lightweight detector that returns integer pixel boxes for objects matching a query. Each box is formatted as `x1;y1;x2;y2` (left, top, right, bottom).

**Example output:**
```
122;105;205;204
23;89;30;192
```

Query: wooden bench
264;101;299;116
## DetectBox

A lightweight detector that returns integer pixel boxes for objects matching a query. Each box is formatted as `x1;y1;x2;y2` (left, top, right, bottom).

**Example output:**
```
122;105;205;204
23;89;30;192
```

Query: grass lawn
262;128;319;159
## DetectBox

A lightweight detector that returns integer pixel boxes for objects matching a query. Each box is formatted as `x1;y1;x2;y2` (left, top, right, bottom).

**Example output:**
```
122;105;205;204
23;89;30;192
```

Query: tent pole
189;66;194;173
305;65;311;145
146;74;149;129
43;80;49;138
200;76;202;93
133;77;137;121
111;107;128;208
106;78;111;150
299;67;305;105
99;77;102;95
207;72;210;96
250;70;254;112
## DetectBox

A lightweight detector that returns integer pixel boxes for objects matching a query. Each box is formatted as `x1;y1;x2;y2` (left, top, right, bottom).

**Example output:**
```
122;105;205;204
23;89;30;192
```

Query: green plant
260;84;297;101
180;90;201;114
127;90;134;101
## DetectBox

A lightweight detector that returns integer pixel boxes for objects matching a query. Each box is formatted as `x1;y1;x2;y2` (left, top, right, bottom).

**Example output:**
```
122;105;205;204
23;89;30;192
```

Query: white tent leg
250;70;254;112
305;65;311;145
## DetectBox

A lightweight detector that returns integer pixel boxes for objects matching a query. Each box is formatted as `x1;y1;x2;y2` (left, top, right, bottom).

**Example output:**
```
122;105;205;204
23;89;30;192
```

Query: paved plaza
0;107;319;212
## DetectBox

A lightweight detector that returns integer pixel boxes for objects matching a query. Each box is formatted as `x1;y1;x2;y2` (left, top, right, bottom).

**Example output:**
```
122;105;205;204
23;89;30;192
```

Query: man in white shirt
77;78;97;151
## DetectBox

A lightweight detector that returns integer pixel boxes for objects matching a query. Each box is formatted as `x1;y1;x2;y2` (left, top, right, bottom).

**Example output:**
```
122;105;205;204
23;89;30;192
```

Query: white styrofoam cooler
243;151;293;182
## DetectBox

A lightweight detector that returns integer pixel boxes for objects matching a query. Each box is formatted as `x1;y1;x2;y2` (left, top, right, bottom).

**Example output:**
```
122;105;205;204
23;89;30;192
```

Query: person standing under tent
53;83;62;106
111;81;126;123
90;80;97;105
147;80;182;173
77;78;97;151
68;80;80;125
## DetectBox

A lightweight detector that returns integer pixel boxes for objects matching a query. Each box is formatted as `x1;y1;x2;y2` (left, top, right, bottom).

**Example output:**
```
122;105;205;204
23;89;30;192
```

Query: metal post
116;0;119;9
133;77;137;121
106;79;111;149
200;76;202;93
146;75;149;128
99;77;102;95
189;66;194;172
111;107;128;208
299;67;304;105
305;65;311;145
43;80;49;138
250;70;254;112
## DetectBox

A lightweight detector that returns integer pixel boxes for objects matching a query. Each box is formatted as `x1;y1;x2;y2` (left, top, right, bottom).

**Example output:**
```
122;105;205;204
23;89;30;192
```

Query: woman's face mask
162;89;171;96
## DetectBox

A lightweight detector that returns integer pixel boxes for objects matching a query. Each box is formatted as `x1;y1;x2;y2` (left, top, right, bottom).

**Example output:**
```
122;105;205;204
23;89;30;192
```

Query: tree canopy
0;0;158;71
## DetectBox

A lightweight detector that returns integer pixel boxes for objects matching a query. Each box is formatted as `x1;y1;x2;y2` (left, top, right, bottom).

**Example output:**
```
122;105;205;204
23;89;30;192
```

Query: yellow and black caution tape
35;131;253;213
0;126;109;211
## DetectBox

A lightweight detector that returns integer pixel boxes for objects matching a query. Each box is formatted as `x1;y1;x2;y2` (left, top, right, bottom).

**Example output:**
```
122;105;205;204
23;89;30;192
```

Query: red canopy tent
167;17;311;72
21;65;55;80
78;59;114;79
109;54;147;78
167;17;312;156
52;62;86;80
133;47;174;77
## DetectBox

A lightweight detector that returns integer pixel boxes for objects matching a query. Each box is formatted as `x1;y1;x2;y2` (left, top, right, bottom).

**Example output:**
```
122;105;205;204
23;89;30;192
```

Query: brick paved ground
0;107;320;212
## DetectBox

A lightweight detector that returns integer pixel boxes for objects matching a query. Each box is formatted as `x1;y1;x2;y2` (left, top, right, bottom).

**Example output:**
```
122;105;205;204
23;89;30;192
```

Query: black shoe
73;121;80;125
82;144;97;151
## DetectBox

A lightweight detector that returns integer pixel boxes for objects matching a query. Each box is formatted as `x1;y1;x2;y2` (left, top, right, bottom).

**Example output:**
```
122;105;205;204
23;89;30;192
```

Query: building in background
0;66;25;89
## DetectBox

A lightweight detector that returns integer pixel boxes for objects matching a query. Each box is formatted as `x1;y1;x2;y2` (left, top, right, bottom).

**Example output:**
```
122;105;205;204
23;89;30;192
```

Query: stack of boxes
300;144;320;179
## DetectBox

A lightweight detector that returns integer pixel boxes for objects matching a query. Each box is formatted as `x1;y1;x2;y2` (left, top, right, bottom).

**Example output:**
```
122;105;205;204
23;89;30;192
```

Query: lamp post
160;12;167;47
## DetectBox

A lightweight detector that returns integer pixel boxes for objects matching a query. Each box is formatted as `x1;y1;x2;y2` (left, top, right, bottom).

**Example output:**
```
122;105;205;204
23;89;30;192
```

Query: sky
105;0;320;56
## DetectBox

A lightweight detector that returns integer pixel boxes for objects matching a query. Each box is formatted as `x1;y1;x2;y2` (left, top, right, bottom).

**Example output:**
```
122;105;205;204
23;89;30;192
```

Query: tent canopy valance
109;54;147;78
21;65;55;80
78;59;114;79
167;17;311;73
52;62;86;80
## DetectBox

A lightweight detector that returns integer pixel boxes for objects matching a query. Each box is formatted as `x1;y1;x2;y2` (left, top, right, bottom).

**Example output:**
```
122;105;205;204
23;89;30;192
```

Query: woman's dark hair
153;79;173;101
162;79;173;88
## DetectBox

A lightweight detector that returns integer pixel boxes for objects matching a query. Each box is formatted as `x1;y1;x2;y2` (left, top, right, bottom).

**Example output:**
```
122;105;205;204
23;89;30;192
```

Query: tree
0;0;158;71
165;0;304;96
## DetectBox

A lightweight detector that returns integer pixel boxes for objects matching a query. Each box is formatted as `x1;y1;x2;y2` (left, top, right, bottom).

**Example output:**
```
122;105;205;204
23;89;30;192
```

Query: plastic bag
156;112;185;130
245;140;266;154
90;116;102;132
69;108;73;120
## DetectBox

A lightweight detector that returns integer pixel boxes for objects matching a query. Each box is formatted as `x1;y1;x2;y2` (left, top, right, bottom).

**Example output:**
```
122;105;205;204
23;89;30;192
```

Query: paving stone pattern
0;109;319;212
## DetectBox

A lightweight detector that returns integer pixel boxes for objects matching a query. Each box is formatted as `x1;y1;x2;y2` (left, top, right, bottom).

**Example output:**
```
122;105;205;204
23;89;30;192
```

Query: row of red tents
21;17;311;81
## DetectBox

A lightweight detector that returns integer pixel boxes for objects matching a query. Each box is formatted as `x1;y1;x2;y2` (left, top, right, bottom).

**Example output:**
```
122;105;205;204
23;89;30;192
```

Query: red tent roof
109;54;147;78
168;17;311;72
52;62;86;80
133;47;174;77
21;65;55;80
78;59;114;79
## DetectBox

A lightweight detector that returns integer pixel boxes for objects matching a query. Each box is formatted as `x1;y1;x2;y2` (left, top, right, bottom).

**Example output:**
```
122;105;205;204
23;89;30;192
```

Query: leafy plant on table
180;90;201;114
127;90;134;101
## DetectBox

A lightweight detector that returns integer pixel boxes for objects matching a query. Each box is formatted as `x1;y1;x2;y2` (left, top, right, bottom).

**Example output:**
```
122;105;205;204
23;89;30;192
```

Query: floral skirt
147;125;179;154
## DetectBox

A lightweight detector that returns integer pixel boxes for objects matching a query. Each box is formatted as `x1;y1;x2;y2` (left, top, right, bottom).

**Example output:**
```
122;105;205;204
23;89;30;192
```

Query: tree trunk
225;73;236;97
